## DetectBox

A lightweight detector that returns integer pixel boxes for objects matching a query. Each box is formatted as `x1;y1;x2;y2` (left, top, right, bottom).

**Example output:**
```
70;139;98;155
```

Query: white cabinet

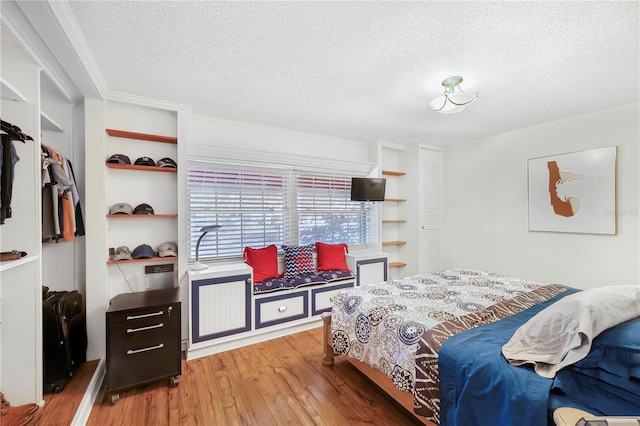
346;252;388;285
188;264;253;345
187;263;358;360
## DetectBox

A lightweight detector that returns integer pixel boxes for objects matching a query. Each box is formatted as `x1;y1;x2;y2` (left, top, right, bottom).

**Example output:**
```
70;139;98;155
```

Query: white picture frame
528;146;617;234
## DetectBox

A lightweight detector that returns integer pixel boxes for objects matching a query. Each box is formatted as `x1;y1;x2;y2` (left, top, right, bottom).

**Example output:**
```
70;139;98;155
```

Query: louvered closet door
420;148;443;273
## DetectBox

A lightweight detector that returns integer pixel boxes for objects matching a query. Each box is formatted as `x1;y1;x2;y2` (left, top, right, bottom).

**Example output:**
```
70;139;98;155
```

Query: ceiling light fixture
428;76;479;114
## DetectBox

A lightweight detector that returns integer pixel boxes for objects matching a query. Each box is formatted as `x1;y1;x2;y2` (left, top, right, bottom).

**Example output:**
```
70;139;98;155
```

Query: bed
321;269;640;426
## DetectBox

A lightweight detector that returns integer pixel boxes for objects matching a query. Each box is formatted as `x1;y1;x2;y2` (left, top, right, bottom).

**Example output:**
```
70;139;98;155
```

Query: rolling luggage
42;290;88;393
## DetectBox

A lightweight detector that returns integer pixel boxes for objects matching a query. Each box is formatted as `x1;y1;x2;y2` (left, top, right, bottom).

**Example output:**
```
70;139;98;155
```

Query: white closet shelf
40;111;64;132
0;77;27;102
0;254;40;272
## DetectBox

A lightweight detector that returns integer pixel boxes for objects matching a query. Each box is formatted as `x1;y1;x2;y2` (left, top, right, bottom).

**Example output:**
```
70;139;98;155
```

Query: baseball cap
132;244;156;259
134;156;155;166
157;157;177;168
106;154;131;165
109;202;133;215
133;203;154;215
110;246;132;261
157;242;177;257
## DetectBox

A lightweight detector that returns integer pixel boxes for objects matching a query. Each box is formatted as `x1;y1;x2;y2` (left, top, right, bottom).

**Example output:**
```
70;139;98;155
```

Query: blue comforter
438;289;579;426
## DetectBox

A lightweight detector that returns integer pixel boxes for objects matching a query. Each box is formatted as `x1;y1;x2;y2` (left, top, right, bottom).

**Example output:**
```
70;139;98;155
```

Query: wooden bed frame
321;313;436;426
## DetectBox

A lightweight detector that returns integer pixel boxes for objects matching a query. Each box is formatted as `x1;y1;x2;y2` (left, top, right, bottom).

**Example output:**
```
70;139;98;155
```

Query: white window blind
296;173;367;246
187;161;370;261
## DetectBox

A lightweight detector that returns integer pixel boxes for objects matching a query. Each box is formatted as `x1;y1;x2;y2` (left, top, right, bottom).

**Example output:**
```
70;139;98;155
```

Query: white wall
443;103;639;289
185;113;371;170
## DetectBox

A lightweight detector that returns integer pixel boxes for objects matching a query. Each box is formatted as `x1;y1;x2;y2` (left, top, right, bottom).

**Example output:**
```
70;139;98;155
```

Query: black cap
133;203;154;215
134;156;155;166
157;157;177;168
106;154;131;164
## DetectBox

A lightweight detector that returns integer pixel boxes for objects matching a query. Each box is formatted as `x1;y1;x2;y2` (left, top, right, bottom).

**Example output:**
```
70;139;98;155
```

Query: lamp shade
192;224;221;270
428;76;478;114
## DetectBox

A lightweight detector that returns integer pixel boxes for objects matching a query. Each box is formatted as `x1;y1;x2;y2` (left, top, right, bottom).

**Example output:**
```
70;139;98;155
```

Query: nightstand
105;287;181;404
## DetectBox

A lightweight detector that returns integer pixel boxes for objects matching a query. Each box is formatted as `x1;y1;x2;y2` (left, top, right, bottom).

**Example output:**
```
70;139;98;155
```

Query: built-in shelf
1;77;27;102
0;254;39;272
382;241;407;246
106;214;177;219
388;262;407;268
106;128;177;144
40;111;64;132
384;198;406;202
382;170;406;177
105;163;177;173
107;256;177;265
382;219;407;223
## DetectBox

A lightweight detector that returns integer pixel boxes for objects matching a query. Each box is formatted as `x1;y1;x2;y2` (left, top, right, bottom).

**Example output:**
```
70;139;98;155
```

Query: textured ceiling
66;1;639;146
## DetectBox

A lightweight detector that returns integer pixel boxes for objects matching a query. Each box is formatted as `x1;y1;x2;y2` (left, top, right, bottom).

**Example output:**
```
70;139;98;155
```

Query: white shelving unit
0;23;44;406
379;143;408;279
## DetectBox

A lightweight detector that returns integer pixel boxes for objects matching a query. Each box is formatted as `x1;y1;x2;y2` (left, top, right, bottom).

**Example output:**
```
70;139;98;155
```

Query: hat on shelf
106;154;131;165
111;246;132;261
109;202;133;215
157;157;177;168
157;242;177;257
134;156;155;167
133;203;154;215
132;244;156;259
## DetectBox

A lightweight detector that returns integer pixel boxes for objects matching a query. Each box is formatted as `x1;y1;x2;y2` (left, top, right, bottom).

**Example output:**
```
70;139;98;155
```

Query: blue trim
191;274;252;343
356;257;388;286
255;291;308;329
311;281;354;316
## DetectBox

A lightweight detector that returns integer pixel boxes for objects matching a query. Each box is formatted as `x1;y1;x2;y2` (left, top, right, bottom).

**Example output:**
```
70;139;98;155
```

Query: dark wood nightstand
105;287;181;404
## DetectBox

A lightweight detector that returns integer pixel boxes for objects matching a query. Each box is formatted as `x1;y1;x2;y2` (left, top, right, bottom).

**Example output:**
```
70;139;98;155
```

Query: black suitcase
42;290;88;393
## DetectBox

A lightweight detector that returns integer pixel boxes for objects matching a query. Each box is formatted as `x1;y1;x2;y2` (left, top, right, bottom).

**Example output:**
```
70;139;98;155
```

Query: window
187;161;371;261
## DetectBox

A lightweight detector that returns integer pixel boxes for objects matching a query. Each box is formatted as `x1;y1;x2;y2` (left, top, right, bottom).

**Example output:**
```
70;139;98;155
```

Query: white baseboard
71;358;105;426
187;318;322;360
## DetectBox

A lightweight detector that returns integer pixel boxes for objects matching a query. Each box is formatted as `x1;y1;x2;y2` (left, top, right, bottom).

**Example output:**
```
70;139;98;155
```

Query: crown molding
45;0;108;100
107;90;192;113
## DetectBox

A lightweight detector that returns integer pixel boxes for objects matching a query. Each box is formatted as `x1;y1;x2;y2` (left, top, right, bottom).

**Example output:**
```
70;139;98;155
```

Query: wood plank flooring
31;326;421;425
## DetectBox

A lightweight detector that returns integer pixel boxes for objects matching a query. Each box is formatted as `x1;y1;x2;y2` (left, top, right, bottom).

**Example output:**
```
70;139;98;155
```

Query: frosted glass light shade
428;76;478;114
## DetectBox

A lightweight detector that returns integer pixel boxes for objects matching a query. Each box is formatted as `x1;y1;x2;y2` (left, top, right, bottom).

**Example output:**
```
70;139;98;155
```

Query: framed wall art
528;146;617;234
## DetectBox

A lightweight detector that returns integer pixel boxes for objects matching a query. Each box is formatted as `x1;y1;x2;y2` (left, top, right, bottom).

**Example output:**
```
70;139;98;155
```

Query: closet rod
1;118;34;142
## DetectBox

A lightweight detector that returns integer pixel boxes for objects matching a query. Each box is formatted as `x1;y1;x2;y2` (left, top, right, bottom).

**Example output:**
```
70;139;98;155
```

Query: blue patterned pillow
282;244;316;280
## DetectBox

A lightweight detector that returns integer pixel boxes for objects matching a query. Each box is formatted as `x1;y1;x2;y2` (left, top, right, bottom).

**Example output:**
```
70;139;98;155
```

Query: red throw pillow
243;245;279;284
315;242;349;272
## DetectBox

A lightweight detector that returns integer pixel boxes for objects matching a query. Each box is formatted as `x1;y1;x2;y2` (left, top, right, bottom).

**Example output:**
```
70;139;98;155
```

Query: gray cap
111;246;132;261
158;242;177;257
109;202;133;215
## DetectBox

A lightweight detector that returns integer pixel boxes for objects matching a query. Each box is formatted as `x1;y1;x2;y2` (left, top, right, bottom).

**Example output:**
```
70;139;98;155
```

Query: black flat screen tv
350;177;386;202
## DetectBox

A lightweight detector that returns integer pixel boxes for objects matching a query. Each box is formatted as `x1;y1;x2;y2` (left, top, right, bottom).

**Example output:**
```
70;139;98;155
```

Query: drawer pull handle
127;323;164;333
127;343;164;355
127;311;163;320
278;306;287;312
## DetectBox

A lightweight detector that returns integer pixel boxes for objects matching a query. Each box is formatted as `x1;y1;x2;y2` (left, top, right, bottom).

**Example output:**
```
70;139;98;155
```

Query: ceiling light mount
428;75;479;114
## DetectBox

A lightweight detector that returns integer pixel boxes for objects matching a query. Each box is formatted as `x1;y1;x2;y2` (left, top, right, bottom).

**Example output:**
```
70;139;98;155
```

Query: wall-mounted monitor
350;177;386;202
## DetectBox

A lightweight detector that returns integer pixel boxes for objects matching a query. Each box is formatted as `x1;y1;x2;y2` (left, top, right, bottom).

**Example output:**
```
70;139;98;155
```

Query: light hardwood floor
31;326;420;425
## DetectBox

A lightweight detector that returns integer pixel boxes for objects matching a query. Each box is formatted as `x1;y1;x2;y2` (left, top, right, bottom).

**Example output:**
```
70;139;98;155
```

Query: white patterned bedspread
329;268;547;393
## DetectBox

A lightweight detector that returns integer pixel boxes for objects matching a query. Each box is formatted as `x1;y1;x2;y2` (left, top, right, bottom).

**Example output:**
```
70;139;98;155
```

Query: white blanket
502;285;640;378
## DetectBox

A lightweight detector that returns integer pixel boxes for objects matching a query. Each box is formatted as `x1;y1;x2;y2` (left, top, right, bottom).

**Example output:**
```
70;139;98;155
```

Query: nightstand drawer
110;316;178;346
108;303;179;328
106;337;180;391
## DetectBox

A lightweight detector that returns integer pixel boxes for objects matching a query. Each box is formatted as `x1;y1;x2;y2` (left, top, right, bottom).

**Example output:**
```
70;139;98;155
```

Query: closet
1;18;85;406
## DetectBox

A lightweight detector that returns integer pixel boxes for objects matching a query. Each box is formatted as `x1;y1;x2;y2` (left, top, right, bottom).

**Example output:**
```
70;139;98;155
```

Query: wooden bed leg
321;313;335;366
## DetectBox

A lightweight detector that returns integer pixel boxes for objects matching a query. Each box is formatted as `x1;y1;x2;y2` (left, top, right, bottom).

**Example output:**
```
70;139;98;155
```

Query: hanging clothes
1;119;32;225
41;144;85;242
